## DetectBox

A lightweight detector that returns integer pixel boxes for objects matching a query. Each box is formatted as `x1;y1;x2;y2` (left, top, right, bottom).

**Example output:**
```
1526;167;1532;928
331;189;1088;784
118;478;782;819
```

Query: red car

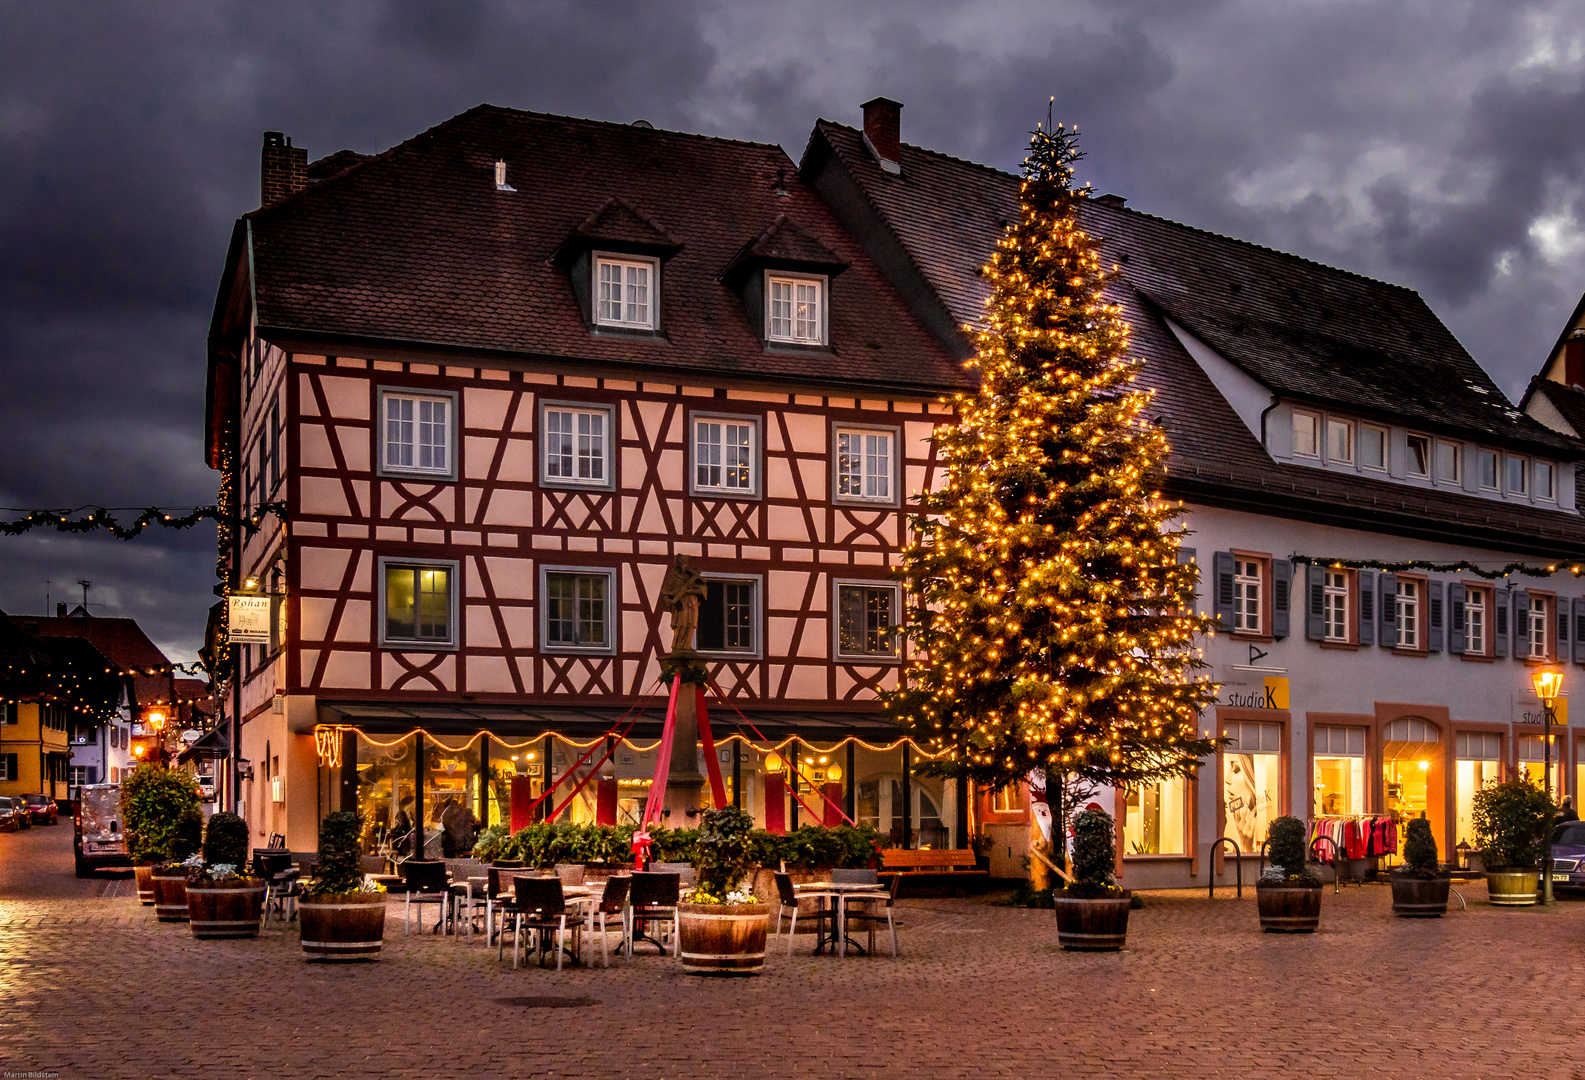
21;795;57;826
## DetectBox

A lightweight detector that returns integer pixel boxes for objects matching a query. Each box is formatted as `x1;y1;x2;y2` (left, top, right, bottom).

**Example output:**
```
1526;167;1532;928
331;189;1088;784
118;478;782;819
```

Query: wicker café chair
401;860;451;935
842;872;902;958
553;863;586;887
587;874;632;967
629;871;681;956
510;875;570;971
774;872;836;955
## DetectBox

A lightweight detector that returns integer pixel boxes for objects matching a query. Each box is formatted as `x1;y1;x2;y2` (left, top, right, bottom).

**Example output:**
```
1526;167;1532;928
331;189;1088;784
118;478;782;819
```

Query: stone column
662;667;705;826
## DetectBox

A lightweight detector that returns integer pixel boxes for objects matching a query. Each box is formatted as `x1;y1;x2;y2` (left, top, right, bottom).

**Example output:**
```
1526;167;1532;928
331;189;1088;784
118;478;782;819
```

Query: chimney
1094;193;1127;209
861;97;903;175
55;603;66;618
1564;333;1585;388
261;131;308;208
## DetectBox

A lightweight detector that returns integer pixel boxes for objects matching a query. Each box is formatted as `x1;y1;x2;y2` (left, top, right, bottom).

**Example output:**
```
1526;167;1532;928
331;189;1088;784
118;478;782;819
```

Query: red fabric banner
695;694;729;809
763;774;786;834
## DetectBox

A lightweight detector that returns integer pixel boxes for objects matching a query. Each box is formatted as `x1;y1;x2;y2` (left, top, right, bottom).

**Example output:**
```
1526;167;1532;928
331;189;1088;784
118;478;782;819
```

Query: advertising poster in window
1223;753;1278;852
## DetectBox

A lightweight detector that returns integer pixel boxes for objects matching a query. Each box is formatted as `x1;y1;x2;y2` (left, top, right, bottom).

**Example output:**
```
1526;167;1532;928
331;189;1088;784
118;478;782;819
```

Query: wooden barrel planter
133;864;156;906
151;869;190;922
299;893;386;961
1390;875;1451;918
187;882;267;939
1485;869;1539;907
1054;893;1131;951
1255;881;1321;932
677;902;769;975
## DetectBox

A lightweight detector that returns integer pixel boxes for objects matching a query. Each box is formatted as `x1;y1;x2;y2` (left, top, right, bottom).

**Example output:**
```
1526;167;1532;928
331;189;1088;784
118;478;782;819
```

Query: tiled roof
15;615;172;711
1528;378;1585;439
807;119;1585;552
570;196;681;251
246;106;970;395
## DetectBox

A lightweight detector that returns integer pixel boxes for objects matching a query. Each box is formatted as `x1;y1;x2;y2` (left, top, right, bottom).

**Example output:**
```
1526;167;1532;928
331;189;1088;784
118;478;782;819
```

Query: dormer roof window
595;255;656;329
553;196;681;334
766;274;825;345
720;214;847;349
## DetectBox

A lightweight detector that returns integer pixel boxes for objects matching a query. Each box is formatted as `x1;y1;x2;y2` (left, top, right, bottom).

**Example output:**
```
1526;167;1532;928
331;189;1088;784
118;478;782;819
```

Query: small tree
692;807;756;903
1065;808;1118;898
121;763;202;864
1473;779;1553;869
306;811;364;896
1263;816;1313;881
1396;818;1441;878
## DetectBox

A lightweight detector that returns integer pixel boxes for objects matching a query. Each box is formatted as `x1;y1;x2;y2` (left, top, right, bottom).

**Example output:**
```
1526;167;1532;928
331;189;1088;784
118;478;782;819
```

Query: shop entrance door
1382;717;1444;856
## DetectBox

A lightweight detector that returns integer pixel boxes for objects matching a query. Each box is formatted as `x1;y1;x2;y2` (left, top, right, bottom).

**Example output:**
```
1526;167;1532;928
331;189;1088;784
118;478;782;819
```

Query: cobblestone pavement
2;824;1583;1079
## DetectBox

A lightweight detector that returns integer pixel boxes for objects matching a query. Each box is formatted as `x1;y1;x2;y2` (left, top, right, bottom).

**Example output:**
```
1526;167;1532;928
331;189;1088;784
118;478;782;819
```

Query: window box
379;558;459;650
378;388;456;481
540;401;614;489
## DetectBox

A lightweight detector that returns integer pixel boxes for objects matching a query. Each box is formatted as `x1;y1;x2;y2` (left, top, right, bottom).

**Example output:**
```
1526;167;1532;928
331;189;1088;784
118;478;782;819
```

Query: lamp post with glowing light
1533;668;1563;904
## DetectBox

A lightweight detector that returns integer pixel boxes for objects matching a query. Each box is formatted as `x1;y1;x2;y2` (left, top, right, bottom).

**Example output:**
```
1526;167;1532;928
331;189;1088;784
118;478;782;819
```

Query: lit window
693;418;756;494
382;391;452;476
1292;411;1319;457
1222;722;1280;852
594;257;656;329
1360;425;1387;470
766;276;825;344
1326;419;1353;464
1529;596;1549;659
543;406;609;486
835;428;893;502
1465;589;1486;654
544;571;611;650
1125;776;1186;855
1395;579;1420;649
1478;450;1499;490
383;562;454;645
1233;559;1262;634
1435;440;1461;484
1536;461;1556;501
1323;570;1349;642
1406;434;1431;478
991;785;1022;814
697;579;757;653
1313;725;1366;817
837;583;898;658
1508;455;1529;495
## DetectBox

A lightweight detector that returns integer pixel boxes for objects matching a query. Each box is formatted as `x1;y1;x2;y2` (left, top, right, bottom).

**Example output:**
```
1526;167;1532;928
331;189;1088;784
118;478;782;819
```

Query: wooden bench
878;849;990;896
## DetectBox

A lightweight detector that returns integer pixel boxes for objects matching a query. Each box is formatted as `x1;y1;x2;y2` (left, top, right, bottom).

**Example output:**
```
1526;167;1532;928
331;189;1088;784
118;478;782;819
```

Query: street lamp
1532;667;1564;904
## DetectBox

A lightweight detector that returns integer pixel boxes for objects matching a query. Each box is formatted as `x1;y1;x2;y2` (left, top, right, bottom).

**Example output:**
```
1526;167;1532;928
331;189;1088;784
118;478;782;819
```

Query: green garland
1291;554;1584;581
0;502;287;540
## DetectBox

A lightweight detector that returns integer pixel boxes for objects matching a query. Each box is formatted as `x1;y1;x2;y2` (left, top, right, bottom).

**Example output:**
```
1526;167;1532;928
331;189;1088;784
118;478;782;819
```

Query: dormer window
594;256;657;329
766;274;826;345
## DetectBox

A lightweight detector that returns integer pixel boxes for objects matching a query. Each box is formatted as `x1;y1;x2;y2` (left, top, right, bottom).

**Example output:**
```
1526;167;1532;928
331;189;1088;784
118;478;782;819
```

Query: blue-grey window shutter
1212;551;1235;628
1378;572;1397;647
1574;598;1585;664
1448;584;1466;655
1560;600;1571;657
1427;580;1444;652
1358;571;1375;646
86;765;98;784
1494;586;1510;657
1513;589;1530;658
1305;564;1326;641
1271;559;1291;639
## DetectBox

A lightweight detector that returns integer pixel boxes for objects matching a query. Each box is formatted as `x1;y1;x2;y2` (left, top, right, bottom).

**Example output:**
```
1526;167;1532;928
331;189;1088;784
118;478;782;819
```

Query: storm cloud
3;0;1584;660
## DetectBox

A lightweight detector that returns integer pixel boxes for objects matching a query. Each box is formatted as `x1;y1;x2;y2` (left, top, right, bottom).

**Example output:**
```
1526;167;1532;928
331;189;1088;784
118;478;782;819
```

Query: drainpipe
1259;394;1281;452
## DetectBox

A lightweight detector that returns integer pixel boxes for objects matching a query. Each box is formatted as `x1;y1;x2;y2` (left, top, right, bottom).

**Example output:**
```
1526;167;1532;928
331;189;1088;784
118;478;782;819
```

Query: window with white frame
1478;449;1499;490
1326;418;1353;464
1406;434;1431;478
543;570;613;650
766;275;825;344
836;582;898;658
697;579;757;653
1323;570;1349;642
1465;588;1487;654
1233;559;1262;634
1536;460;1556;501
835;428;894;502
991;785;1022;814
382;561;455;646
542;405;610;486
693;417;757;495
1435;440;1461;484
1508;454;1529;496
594;256;656;329
1360;425;1387;471
1528;595;1550;659
381;390;453;476
1395;579;1420;649
1292;411;1319;458
0;754;15;782
69;765;88;788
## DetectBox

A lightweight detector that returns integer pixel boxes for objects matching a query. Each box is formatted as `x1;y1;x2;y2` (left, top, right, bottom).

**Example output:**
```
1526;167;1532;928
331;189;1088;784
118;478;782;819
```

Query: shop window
1517;733;1565;803
1124;776;1186;855
1383;718;1439;827
543;569;614;652
1455;732;1501;847
836;582;899;659
1221;721;1281;853
856;775;947;848
1313;725;1366;816
380;560;457;648
697;578;758;653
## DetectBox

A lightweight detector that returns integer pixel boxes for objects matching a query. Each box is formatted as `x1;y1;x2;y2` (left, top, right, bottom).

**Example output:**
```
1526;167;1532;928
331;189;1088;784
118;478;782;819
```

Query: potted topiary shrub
1053;808;1130;950
676;806;769;975
122;763;201;907
150;807;203;922
299;811;386;960
1473;778;1553;907
1256;815;1321;932
1390;818;1451;917
186;812;267;939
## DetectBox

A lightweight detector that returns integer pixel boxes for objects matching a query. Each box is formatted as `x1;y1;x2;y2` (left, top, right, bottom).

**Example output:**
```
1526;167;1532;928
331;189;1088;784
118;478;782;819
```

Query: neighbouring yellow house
0;700;72;801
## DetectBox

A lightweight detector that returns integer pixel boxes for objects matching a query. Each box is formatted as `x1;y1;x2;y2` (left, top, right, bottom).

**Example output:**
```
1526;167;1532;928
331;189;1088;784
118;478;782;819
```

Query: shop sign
228;595;271;645
1224;676;1289;710
1513;696;1569;727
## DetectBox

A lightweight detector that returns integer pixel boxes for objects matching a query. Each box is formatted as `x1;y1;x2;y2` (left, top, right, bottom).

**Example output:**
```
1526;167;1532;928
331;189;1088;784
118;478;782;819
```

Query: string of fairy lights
1289;555;1585;581
0;501;287;540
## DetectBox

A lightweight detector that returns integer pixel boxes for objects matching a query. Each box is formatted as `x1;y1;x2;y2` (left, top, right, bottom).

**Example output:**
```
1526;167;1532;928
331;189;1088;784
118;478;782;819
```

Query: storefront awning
315;701;905;744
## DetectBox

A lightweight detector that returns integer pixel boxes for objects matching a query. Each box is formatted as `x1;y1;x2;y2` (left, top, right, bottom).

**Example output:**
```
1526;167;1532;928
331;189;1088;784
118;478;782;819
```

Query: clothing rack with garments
1308;815;1399;862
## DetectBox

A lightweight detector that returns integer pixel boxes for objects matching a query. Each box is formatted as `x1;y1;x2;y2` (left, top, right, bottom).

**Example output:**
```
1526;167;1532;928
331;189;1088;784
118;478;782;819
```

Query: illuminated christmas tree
886;114;1220;846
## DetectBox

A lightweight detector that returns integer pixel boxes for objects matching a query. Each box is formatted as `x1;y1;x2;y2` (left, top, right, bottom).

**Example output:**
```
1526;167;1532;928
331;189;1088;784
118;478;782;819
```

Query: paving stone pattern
0;824;1580;1079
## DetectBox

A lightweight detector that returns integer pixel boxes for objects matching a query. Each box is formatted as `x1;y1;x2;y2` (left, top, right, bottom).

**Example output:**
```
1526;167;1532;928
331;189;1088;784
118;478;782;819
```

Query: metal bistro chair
484;863;524;946
401;860;451;936
255;849;299;927
510;875;570;971
775;872;836;955
629;871;681;956
843;872;902;958
587;874;632;967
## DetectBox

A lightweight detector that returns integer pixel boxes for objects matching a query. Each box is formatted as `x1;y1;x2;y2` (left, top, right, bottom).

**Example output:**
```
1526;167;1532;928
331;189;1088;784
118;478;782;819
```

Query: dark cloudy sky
3;0;1584;663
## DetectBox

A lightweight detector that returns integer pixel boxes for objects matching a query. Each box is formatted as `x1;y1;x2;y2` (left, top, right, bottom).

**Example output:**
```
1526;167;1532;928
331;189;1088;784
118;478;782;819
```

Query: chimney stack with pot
861;97;902;175
261;131;308;208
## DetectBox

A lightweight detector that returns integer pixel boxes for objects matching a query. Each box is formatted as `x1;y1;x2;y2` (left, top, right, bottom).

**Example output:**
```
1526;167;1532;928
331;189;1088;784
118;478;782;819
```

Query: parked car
0;798;26;832
21;795;58;826
1550;822;1585;890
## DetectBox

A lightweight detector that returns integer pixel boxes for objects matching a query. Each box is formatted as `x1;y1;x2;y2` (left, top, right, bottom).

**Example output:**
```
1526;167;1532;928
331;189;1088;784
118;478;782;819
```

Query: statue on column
659;554;707;654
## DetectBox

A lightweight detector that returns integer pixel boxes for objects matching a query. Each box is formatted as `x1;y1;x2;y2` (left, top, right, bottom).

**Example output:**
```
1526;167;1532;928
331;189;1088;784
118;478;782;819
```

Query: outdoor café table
796;881;886;958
